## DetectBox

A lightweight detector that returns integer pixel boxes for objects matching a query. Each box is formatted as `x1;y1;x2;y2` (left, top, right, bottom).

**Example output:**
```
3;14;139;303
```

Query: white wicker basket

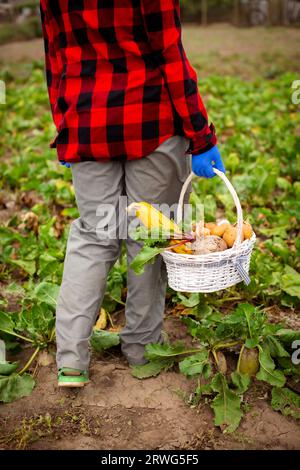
162;169;256;293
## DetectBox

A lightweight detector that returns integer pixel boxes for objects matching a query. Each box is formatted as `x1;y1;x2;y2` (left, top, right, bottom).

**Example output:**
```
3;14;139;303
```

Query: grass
0;408;101;449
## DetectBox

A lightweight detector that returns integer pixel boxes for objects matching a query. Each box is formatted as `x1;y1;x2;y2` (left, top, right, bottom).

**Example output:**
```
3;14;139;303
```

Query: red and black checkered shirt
40;0;217;162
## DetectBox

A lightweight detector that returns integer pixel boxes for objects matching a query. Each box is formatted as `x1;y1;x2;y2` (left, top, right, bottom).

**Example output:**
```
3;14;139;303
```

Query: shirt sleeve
40;0;63;132
140;0;217;155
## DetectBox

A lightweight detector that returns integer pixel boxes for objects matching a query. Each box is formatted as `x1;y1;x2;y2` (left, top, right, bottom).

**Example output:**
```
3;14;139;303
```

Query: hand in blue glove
192;145;225;179
60;161;71;168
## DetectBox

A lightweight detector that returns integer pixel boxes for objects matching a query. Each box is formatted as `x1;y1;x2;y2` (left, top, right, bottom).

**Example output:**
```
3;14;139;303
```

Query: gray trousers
56;136;191;369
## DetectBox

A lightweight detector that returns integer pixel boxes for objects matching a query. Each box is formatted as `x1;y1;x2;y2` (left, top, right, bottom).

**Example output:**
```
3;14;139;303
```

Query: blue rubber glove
60;161;71;168
192;145;225;178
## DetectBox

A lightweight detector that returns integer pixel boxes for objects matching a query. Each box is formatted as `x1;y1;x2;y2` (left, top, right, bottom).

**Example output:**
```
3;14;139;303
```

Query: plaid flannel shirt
40;0;217;162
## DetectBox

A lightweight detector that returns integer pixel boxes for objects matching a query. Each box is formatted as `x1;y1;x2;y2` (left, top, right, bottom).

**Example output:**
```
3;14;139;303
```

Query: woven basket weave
162;169;256;293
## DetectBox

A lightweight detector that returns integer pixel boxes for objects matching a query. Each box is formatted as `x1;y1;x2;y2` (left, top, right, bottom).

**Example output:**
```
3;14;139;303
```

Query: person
40;0;225;387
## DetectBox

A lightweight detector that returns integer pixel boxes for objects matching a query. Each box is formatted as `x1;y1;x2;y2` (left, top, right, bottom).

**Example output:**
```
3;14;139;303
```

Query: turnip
210;222;230;237
237;345;259;377
223;226;244;248
191;235;228;255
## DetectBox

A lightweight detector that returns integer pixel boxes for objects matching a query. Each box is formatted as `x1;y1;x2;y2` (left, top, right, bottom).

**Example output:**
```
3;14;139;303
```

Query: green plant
0;281;58;400
132;303;300;433
0;360;34;403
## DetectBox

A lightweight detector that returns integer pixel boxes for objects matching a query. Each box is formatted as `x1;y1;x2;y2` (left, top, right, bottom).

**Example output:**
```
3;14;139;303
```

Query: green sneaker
58;367;89;388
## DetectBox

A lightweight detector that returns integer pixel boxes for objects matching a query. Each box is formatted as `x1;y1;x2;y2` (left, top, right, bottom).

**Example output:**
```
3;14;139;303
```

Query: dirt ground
0;316;299;450
183;24;300;77
0;25;299;77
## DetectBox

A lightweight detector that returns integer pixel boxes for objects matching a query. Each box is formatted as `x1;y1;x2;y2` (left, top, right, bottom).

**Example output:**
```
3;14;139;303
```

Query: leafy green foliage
133;303;299;433
90;330;120;353
0;312;16;337
0;282;57;348
0;372;35;403
0;361;18;376
129;227;191;275
131;359;174;379
211;373;243;433
179;350;211;378
277;357;300;378
144;342;196;360
281;266;300;299
0;354;35;403
32;282;60;309
130;245;168;275
103;261;127;310
275;329;300;344
256;345;286;387
271;387;300;419
231;371;251;395
176;293;201;308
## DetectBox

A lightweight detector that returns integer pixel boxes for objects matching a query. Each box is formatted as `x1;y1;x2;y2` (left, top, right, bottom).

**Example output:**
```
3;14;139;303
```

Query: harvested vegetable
242;222;253;240
233;221;253;240
170;240;193;254
204;222;216;232
223;226;244;248
192;222;210;238
127;202;182;235
128;201;254;276
210;223;230;237
237;346;259;376
192;235;227;255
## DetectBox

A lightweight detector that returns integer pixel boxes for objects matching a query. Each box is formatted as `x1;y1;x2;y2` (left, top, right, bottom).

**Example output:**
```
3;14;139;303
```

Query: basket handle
176;168;244;247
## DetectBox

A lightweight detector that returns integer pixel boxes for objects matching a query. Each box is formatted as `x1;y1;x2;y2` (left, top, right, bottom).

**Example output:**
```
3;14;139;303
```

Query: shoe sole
58;381;89;388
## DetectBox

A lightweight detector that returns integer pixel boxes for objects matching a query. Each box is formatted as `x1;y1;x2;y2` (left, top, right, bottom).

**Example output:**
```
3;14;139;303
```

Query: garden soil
0;317;299;450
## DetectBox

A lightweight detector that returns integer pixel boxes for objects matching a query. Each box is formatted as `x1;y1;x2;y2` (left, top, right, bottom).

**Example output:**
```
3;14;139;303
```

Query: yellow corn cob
127;202;182;235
